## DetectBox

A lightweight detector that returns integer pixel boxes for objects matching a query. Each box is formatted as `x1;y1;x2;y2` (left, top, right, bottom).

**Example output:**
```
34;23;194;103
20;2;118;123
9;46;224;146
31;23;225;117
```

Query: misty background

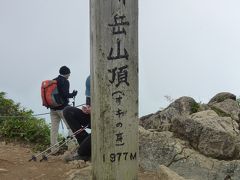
1;0;240;132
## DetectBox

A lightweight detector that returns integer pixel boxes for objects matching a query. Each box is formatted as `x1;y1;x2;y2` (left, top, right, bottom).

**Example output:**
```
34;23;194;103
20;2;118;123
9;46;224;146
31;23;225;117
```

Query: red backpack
41;80;63;108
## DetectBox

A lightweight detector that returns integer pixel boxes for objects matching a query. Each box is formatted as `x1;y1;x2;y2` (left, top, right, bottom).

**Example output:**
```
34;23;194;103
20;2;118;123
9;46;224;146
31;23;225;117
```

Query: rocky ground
2;92;240;180
139;92;240;180
0;142;158;180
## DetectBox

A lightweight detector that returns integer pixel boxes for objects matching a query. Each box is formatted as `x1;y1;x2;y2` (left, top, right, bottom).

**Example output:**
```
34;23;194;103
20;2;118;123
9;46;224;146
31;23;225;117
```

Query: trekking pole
40;135;77;162
28;140;65;162
39;125;88;162
72;96;75;107
28;125;88;162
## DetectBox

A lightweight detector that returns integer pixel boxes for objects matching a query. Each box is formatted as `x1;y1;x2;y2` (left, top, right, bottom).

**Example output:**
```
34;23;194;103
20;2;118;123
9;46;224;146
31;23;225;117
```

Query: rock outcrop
139;92;240;180
66;92;240;179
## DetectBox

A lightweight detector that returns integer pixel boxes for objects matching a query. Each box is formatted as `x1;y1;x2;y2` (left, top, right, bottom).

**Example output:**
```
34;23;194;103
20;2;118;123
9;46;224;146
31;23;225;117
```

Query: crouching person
63;75;91;162
63;106;91;161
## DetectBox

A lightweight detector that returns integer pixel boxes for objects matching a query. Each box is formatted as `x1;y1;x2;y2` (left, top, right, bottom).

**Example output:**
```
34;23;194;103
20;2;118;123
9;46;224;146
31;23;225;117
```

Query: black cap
59;66;71;75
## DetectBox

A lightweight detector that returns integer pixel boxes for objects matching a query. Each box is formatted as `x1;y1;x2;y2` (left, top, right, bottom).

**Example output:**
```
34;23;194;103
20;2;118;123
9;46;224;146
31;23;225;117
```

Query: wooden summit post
90;0;138;179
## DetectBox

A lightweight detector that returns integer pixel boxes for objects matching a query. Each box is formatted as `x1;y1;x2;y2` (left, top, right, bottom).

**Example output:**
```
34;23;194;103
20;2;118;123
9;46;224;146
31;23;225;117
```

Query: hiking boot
78;155;91;162
64;152;90;162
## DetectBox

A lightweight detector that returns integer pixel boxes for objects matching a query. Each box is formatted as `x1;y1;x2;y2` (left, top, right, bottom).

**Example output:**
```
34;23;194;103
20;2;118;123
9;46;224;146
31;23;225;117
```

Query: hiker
63;75;91;161
50;66;78;153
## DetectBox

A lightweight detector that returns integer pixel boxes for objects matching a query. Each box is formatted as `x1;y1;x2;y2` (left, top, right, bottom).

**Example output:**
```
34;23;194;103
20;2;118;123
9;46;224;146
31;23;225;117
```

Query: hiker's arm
61;81;77;98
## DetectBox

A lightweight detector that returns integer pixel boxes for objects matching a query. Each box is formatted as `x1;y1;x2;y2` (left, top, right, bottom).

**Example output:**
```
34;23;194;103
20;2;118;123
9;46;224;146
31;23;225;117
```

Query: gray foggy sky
1;0;240;119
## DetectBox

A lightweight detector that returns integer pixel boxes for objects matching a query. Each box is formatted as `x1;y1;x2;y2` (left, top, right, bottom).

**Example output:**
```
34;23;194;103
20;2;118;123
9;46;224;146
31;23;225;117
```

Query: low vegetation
0;92;50;151
190;102;200;114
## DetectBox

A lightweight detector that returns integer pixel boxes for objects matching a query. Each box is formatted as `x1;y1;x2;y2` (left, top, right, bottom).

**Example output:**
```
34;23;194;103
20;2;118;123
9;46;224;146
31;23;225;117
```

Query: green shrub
190;102;200;114
0;92;50;151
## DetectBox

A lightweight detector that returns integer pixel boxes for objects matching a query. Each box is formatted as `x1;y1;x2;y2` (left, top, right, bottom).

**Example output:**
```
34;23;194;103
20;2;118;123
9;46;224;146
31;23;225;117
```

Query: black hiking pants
63;106;91;157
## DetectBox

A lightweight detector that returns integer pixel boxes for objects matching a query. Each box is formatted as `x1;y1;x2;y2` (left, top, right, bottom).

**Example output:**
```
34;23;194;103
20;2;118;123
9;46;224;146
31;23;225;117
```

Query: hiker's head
59;66;71;78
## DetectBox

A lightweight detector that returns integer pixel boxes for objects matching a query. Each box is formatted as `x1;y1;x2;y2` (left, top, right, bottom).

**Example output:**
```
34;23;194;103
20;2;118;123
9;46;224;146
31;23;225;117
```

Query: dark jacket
51;75;74;110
